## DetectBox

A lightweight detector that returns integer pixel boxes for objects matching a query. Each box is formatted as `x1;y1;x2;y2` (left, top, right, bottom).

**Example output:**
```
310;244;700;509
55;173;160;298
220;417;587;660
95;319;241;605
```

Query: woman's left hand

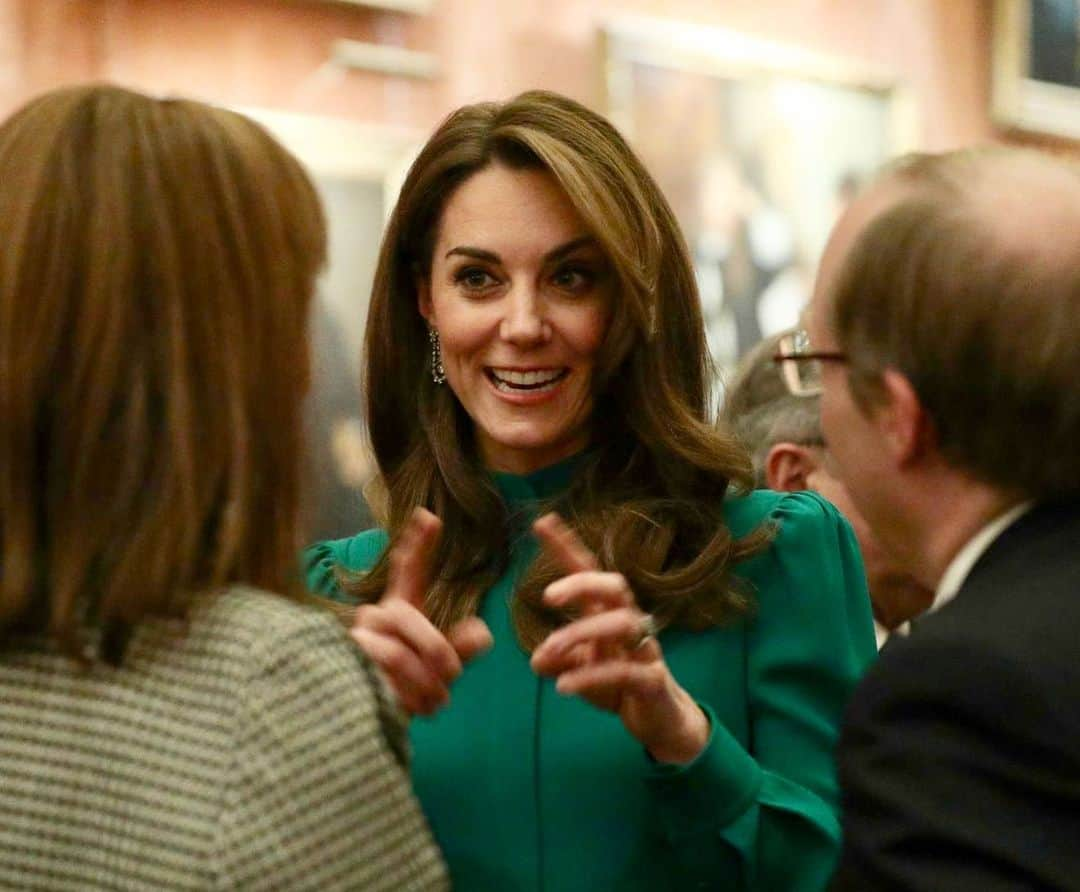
529;512;710;765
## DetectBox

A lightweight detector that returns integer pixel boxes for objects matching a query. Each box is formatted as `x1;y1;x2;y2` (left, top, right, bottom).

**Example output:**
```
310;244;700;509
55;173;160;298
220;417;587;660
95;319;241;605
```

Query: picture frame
601;16;917;379
993;0;1080;139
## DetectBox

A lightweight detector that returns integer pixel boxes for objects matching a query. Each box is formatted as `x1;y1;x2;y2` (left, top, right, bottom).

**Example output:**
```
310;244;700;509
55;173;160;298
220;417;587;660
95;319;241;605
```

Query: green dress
305;458;876;891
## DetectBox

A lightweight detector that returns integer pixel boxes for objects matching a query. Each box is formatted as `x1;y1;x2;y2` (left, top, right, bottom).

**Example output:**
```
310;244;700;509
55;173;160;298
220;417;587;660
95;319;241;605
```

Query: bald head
811;177;911;329
814;147;1080;500
963;152;1080;278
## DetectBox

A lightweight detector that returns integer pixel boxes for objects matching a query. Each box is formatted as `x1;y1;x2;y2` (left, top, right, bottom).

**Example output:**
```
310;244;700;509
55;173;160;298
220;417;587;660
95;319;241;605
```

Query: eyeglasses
772;330;848;397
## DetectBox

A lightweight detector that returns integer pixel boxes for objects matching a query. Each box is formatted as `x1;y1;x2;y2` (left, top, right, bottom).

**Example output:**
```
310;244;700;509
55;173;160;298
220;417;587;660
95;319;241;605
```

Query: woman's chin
476;432;589;475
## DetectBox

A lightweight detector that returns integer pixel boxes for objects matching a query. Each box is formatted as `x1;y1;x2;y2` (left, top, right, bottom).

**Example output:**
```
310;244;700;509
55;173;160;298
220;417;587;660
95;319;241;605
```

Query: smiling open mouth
487;368;568;393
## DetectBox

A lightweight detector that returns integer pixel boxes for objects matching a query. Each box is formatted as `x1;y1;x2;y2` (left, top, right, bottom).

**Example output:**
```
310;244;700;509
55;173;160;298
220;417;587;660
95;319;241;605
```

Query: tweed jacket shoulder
0;587;447;891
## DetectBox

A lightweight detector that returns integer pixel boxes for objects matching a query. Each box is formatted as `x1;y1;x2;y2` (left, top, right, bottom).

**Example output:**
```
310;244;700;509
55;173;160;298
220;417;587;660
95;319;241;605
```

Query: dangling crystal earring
428;327;446;384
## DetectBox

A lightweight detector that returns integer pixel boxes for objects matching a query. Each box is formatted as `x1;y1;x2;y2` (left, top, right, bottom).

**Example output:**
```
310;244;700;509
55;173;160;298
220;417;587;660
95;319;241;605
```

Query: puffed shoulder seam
768;489;842;527
302;542;343;598
303;530;389;600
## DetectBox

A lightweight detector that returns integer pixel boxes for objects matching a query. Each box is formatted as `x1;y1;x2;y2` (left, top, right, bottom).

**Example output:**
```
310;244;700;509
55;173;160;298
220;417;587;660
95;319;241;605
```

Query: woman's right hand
350;508;493;716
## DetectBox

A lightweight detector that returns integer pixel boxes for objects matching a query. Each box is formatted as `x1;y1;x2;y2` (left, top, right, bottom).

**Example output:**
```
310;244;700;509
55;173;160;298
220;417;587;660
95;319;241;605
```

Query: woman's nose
499;284;550;345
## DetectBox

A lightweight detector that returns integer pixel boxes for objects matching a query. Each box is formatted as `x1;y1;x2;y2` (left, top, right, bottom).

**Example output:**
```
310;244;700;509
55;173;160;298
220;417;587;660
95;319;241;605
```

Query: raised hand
529;512;710;764
351;508;492;716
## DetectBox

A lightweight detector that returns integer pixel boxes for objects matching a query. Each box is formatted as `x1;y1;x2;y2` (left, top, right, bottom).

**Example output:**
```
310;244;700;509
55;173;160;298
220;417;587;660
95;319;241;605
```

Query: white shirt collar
874;620;890;650
930;501;1034;614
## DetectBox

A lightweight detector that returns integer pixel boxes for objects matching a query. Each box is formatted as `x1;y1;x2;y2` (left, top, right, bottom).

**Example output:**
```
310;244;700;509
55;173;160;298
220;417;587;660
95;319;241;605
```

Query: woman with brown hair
0;85;445;891
306;90;876;890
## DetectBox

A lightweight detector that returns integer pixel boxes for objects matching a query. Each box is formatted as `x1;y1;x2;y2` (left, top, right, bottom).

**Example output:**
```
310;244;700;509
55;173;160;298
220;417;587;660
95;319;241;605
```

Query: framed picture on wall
993;0;1080;139
601;17;917;385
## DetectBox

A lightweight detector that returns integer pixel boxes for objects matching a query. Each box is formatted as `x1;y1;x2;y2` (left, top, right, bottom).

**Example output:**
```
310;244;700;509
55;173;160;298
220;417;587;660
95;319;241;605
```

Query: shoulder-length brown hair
351;90;766;648
0;85;326;659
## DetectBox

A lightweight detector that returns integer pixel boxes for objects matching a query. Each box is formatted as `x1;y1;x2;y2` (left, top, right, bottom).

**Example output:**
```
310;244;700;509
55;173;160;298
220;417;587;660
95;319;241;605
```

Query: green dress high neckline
489;452;585;508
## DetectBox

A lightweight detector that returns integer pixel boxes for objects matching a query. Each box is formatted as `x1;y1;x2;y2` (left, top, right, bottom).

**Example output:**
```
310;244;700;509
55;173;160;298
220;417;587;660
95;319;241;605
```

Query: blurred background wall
0;0;994;145
3;0;1073;538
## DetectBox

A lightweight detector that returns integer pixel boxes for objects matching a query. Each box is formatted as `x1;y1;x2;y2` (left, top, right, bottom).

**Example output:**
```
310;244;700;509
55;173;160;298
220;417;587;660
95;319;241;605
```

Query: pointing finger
534;512;599;576
386;507;442;609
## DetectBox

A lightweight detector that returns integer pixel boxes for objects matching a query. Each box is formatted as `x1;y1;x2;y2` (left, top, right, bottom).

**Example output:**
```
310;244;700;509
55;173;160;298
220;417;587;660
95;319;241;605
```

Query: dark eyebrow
444;235;597;265
543;235;597;264
445;246;500;263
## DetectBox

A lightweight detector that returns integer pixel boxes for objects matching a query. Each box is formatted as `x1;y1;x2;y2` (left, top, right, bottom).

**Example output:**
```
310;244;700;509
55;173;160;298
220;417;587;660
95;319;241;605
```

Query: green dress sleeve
304;529;389;603
645;491;877;890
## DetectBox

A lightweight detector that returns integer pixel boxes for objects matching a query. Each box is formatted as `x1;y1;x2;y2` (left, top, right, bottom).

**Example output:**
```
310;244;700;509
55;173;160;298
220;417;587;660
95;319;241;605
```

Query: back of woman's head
0;85;327;654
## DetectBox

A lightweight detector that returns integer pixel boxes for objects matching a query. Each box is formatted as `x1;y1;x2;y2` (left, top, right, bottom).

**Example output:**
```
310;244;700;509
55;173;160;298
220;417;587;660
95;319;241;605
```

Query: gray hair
721;330;823;487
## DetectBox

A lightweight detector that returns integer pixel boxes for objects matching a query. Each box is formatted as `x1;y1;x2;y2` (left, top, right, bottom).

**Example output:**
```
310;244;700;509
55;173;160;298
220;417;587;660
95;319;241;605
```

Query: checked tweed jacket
0;587;447;891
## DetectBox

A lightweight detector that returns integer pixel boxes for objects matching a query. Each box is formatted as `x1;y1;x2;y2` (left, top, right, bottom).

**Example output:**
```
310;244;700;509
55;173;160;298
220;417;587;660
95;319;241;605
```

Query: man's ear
764;442;823;493
416;276;433;324
878;369;934;468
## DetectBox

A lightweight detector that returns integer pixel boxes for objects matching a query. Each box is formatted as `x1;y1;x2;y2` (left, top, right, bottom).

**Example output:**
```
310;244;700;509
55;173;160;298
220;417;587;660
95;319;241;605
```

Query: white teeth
490;368;565;389
494;376;562;394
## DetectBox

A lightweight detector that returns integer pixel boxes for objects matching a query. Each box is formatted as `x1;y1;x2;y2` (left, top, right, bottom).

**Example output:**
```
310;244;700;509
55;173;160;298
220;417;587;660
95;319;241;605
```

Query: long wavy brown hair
0;85;326;660
349;90;768;649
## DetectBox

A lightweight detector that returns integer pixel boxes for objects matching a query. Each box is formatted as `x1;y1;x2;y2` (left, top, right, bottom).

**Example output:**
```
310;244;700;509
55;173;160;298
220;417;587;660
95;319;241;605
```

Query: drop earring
429;327;446;384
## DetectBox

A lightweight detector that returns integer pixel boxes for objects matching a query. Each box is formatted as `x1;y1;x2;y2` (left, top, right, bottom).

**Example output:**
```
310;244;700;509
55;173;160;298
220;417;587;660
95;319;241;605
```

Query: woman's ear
416;277;434;324
764;442;823;493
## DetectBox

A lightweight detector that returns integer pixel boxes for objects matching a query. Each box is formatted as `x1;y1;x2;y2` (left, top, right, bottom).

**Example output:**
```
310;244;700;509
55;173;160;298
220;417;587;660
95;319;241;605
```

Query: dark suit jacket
832;500;1080;891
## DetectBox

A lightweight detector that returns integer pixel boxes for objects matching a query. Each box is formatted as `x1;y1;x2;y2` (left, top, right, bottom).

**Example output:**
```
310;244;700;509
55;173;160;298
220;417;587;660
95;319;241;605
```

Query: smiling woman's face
419;163;612;475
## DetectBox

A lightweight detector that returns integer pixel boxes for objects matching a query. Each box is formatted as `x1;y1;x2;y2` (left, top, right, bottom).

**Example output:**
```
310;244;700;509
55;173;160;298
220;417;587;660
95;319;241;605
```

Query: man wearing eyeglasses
809;148;1080;891
722;329;933;647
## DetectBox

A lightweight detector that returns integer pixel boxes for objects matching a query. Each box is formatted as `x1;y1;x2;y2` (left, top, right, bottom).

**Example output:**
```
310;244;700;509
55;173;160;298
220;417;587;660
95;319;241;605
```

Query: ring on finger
630;612;660;650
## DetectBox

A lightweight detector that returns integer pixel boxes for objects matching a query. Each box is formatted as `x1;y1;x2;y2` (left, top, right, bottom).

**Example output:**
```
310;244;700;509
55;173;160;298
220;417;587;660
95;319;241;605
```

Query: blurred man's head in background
722;329;933;633
806;148;1080;586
